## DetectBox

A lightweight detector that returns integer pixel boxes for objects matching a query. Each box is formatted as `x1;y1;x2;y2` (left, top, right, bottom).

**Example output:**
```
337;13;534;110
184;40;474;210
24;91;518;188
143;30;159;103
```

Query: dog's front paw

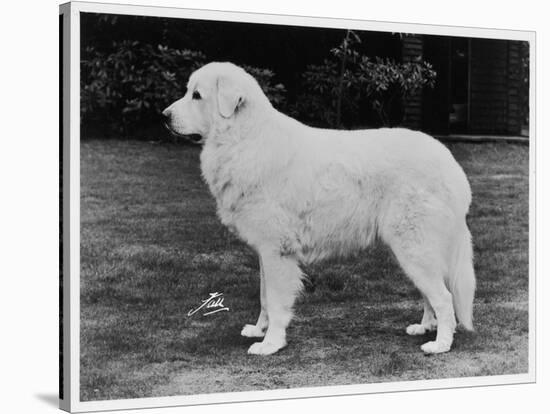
247;340;286;355
421;340;451;354
241;324;265;338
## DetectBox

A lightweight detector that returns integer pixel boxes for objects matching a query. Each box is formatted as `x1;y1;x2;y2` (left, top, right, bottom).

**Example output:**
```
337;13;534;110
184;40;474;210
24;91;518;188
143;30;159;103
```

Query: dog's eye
192;91;202;100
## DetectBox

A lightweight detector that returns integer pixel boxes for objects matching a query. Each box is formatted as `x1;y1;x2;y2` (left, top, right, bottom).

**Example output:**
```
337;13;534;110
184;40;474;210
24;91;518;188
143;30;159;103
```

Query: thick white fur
163;62;476;356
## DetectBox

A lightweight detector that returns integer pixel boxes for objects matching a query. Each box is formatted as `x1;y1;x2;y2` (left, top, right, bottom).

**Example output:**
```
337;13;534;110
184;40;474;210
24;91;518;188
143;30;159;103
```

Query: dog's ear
217;76;245;118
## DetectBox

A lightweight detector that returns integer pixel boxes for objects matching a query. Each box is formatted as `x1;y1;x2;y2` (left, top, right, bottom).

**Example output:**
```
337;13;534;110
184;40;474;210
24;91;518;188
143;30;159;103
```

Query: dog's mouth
163;123;204;145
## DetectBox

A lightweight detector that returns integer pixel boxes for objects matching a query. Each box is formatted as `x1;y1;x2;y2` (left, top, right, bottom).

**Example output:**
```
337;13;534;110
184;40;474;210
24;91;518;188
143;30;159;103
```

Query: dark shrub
293;31;437;128
81;43;288;138
81;41;206;137
241;65;287;110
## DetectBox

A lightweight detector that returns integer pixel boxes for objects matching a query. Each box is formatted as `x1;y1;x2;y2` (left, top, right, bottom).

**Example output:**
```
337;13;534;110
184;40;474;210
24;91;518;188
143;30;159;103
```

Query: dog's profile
163;62;475;356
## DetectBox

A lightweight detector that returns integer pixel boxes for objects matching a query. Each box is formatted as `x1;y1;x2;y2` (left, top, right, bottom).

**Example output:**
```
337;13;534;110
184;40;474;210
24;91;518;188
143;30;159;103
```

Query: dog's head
162;62;269;144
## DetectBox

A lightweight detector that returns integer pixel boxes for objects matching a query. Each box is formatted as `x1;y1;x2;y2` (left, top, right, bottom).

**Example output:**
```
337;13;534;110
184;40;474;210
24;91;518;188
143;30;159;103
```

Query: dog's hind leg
382;198;457;354
406;294;437;336
247;249;303;355
393;242;456;353
241;256;269;338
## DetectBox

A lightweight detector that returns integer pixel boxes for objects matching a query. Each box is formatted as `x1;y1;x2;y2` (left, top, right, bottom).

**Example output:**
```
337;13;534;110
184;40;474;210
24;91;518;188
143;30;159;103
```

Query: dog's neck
200;103;281;204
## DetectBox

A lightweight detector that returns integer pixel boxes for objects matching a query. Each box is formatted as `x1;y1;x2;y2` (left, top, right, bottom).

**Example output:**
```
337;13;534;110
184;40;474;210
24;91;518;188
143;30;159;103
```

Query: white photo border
60;1;536;412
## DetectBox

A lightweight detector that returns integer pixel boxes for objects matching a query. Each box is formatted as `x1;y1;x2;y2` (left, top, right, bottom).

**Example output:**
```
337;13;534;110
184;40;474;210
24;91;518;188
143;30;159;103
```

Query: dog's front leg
247;250;303;355
241;256;269;338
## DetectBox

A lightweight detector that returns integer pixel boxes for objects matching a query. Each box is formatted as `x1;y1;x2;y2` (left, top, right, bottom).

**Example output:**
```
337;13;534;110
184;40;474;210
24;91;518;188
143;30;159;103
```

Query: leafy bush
81;34;435;136
81;41;206;136
293;31;437;128
291;60;341;127
357;56;437;126
241;65;287;110
81;42;288;137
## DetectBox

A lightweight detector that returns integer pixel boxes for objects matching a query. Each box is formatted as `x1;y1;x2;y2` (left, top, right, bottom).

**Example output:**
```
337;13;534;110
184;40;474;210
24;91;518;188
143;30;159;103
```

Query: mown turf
80;139;529;401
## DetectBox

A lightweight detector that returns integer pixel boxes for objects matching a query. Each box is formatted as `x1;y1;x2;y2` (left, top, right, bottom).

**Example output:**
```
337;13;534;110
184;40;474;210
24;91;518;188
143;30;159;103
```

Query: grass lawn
80;139;529;401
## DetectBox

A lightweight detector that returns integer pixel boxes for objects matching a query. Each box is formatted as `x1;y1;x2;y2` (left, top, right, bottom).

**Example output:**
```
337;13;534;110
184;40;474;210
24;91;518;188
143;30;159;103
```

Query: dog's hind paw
421;341;451;354
241;324;266;338
406;322;436;336
406;324;427;336
247;340;286;355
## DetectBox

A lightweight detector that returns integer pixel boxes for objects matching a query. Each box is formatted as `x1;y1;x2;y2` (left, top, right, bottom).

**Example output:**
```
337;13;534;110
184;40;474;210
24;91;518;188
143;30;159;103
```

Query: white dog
163;62;475;356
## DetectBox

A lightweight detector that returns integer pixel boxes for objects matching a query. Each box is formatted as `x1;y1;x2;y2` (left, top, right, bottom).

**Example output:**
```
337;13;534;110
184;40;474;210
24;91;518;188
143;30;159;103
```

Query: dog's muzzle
163;123;203;144
161;111;203;144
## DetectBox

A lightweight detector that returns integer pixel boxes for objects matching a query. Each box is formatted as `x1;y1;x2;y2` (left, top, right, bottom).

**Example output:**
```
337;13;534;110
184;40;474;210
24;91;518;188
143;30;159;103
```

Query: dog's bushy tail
448;223;476;331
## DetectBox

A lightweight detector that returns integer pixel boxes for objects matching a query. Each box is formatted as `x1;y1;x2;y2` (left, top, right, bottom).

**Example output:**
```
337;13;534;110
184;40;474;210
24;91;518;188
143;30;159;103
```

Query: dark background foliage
81;13;436;138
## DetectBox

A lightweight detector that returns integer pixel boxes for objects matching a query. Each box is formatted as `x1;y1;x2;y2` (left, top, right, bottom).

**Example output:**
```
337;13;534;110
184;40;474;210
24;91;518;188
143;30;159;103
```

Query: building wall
506;41;523;135
403;36;524;135
470;39;508;134
401;35;424;130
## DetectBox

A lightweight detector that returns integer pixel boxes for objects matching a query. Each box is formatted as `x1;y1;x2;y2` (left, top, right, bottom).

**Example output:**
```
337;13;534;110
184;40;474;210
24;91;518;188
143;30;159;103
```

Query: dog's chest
200;143;259;222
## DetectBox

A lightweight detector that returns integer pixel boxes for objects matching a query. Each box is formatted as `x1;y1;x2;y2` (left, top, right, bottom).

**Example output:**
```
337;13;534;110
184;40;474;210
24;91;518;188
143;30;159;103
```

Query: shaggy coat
163;62;476;355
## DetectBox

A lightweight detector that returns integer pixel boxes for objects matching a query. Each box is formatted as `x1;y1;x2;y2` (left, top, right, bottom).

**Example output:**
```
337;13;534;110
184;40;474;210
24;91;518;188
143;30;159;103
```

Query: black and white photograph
58;1;534;412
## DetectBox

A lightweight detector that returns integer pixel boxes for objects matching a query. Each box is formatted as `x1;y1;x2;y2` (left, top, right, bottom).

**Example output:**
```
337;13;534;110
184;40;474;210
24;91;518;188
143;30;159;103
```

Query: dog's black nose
161;109;172;123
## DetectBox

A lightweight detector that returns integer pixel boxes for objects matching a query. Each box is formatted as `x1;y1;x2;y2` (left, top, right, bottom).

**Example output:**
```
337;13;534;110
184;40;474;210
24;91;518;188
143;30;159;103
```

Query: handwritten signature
187;292;229;317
